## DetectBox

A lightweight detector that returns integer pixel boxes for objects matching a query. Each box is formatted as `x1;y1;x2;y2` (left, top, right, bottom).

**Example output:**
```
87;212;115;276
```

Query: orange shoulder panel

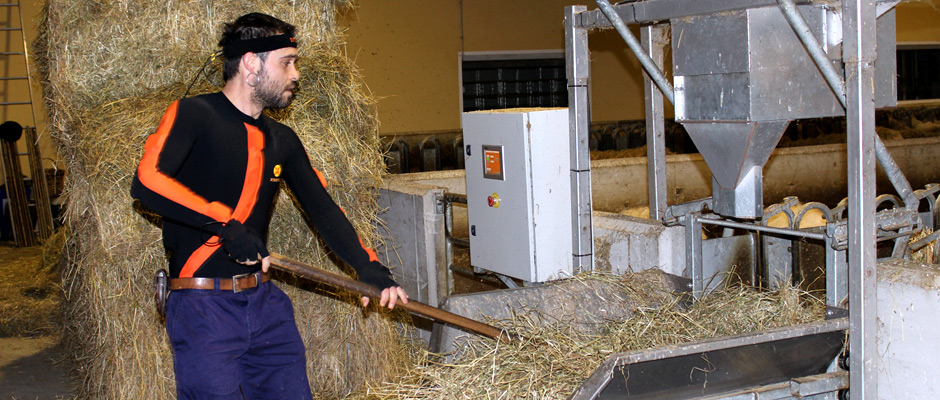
136;101;233;222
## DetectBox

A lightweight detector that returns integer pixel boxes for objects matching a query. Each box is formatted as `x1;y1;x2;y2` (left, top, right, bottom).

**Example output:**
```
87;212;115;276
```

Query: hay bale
353;275;825;399
34;1;412;399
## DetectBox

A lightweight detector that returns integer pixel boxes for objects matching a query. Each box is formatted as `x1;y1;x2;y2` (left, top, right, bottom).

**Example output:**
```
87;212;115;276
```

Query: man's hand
234;254;270;271
220;219;270;267
361;286;409;310
259;255;271;272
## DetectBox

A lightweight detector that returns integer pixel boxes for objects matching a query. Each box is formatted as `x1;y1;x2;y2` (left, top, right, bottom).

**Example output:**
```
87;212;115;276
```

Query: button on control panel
487;192;500;208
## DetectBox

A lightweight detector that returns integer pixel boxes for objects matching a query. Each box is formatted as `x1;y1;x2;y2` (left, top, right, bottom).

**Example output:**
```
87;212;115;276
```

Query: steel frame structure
565;1;899;398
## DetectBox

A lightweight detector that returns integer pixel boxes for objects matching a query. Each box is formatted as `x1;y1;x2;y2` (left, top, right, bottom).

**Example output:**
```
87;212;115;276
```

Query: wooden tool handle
269;254;507;340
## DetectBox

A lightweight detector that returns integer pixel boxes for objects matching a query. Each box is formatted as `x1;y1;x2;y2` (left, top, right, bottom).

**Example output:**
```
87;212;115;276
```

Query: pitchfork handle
269;254;508;341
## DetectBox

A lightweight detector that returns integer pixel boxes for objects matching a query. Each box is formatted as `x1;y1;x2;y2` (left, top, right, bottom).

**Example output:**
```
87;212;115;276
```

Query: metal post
826;223;849;309
685;215;704;298
443;197;455;299
595;0;675;105
642;24;668;221
565;6;594;272
843;0;878;398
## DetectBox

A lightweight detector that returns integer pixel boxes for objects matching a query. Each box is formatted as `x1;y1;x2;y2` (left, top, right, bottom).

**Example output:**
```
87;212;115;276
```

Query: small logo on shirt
271;164;283;182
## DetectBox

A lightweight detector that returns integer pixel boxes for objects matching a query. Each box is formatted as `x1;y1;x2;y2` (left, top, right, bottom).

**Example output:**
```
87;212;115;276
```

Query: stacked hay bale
33;1;411;398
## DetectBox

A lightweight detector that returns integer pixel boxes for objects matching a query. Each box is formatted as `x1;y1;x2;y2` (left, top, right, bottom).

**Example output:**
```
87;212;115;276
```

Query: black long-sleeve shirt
131;92;385;280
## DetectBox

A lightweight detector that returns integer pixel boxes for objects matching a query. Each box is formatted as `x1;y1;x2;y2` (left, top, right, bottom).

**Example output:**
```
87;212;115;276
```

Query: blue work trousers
165;281;313;400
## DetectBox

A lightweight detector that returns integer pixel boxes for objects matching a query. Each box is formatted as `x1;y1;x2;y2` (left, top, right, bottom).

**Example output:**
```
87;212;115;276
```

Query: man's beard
252;70;296;109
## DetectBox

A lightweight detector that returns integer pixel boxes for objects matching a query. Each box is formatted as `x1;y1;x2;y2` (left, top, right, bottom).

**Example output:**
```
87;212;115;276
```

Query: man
131;12;408;399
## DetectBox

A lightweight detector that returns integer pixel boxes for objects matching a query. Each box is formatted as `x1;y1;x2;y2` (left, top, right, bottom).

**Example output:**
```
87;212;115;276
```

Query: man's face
252;47;299;109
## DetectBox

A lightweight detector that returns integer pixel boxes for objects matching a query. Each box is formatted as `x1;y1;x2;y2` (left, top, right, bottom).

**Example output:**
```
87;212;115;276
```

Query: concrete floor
0;336;72;400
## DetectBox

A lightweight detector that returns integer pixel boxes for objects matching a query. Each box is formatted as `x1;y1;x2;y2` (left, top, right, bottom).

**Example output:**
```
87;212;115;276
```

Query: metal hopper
671;6;896;219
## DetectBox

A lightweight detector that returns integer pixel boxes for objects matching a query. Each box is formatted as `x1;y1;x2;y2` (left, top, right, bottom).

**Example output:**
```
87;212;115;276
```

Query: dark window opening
897;47;940;101
462;58;567;112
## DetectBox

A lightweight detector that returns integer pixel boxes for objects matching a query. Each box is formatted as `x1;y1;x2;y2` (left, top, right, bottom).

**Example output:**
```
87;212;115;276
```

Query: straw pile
0;228;65;337
33;1;412;399
353;273;825;399
910;229;938;264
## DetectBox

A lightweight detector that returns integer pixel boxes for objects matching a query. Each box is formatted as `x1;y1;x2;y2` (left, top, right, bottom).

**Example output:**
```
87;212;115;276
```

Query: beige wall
340;1;657;135
342;1;939;136
341;2;462;134
896;0;940;42
0;0;54;181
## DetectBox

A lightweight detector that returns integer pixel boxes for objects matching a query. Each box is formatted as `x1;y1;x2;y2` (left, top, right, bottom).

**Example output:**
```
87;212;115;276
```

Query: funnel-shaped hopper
683;120;790;218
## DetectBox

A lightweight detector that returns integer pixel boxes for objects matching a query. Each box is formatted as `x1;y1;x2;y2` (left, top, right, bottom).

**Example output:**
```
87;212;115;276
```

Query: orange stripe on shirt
137;101;233;222
358;237;380;262
179;123;267;278
179;238;222;279
313;168;327;188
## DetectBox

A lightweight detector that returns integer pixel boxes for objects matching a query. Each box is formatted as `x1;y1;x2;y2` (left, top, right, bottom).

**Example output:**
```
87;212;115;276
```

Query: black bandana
223;33;297;59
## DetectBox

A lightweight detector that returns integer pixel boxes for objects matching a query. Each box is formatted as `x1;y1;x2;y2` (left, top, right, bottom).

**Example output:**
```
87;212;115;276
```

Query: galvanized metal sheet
701;233;756;291
672;12;750;77
674;73;751;121
748;6;843;121
873;9;897;109
570;318;847;400
682;121;788;189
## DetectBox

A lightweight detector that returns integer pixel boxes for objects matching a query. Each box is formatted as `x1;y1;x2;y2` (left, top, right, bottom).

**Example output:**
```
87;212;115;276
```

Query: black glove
357;261;399;290
219;219;269;264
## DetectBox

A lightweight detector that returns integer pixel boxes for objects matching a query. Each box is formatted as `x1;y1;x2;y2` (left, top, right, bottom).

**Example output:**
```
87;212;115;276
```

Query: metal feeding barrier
562;0;905;398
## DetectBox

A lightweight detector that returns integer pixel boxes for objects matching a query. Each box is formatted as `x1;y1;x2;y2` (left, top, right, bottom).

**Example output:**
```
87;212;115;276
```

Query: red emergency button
487;193;500;208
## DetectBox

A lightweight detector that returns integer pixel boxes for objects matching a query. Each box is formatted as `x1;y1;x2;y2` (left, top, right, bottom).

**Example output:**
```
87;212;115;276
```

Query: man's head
218;13;296;81
218;13;300;109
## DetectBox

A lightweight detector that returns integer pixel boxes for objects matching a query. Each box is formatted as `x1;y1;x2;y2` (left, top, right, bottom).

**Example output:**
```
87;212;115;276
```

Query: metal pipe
777;0;847;108
444;198;455;292
443;192;467;204
447;236;470;248
595;0;676;105
697;216;828;241
874;135;918;213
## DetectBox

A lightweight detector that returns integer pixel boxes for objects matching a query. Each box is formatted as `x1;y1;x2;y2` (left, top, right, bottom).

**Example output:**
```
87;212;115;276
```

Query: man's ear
240;52;259;76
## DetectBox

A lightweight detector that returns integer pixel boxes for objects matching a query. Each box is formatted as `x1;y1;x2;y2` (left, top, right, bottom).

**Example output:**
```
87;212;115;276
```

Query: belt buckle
231;272;253;293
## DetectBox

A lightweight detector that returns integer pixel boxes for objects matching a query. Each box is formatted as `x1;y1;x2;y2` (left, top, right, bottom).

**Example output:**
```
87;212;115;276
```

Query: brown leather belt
169;272;269;293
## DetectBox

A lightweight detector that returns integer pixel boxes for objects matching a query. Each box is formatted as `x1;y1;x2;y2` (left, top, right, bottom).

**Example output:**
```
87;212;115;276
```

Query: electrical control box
462;108;573;283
